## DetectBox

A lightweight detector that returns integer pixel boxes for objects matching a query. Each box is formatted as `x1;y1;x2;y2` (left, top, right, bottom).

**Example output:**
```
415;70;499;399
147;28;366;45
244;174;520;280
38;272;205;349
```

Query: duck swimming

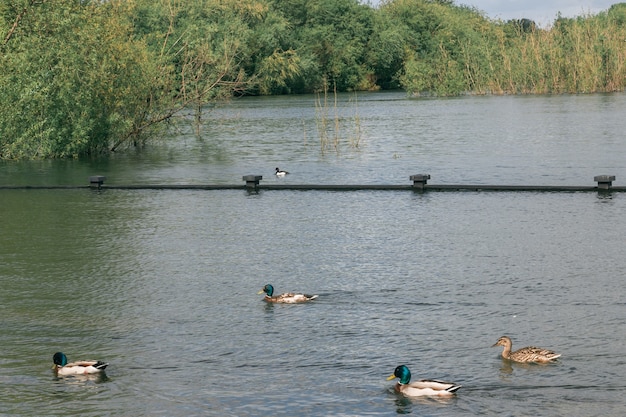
52;352;108;376
275;167;289;177
258;284;318;303
492;336;561;363
387;365;461;397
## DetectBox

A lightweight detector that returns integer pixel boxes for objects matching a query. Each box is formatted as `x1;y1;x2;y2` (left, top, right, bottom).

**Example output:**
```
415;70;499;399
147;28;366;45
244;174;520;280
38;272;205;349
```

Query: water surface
1;92;626;416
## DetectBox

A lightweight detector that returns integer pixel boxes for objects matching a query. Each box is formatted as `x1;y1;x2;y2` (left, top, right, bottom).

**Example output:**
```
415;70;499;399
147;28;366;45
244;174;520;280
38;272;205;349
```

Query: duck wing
398;379;461;396
65;360;97;367
65;360;108;370
512;346;561;362
273;292;318;303
411;379;462;392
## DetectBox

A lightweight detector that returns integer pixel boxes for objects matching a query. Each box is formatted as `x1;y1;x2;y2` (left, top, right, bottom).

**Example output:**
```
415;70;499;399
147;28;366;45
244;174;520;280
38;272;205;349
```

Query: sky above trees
365;1;619;24
460;0;619;24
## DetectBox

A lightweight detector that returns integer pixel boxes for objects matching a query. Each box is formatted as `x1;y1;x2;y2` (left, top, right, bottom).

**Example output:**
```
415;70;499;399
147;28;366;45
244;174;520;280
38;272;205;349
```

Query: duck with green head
387;365;461;397
258;284;318;303
52;352;108;376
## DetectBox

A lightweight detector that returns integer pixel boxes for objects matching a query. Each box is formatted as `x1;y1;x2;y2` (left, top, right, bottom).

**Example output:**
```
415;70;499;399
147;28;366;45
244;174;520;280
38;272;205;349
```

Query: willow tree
0;0;269;158
128;0;301;132
0;0;162;158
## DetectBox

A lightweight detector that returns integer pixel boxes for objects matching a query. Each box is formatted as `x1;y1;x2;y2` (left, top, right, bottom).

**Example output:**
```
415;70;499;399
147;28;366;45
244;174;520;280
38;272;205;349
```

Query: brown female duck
492;336;561;363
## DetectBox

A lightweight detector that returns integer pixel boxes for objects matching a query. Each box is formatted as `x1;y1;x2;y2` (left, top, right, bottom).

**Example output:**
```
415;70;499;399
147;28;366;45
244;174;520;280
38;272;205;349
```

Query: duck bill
257;290;265;295
386;374;396;381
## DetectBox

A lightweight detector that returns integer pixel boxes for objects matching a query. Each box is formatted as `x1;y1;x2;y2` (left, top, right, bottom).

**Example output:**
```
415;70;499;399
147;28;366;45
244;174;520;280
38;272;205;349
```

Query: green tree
2;0;625;159
0;0;160;158
272;0;376;92
386;0;495;95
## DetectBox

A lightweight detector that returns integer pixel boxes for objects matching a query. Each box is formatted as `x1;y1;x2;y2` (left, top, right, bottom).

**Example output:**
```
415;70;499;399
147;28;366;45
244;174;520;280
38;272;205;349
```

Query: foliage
0;0;625;159
0;0;158;158
271;0;376;92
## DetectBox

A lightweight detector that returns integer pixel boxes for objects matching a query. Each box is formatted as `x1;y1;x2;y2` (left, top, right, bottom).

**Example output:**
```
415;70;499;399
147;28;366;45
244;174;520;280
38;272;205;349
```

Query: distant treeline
1;0;625;159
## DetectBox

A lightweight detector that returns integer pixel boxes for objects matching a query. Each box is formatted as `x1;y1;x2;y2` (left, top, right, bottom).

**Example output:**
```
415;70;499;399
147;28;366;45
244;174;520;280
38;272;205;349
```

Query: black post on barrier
243;175;263;189
89;175;106;189
594;175;615;190
410;174;430;190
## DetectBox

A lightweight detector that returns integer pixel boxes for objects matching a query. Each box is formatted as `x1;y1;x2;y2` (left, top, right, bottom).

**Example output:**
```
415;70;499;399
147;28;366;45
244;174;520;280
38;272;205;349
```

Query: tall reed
314;81;363;155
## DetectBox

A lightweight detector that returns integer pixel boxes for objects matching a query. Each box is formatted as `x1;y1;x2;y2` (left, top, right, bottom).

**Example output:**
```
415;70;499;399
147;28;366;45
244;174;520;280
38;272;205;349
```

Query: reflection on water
390;387;460;415
493;358;559;379
52;372;110;386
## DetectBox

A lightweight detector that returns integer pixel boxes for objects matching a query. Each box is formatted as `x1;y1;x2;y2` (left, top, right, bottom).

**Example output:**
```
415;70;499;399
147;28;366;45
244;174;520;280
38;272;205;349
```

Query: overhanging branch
3;0;47;46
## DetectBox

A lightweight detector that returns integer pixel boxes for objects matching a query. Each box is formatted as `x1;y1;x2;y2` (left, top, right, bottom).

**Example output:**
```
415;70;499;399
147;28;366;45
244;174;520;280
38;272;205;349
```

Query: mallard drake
52;352;108;376
492;336;561;363
387;365;461;397
275;167;289;177
258;284;318;303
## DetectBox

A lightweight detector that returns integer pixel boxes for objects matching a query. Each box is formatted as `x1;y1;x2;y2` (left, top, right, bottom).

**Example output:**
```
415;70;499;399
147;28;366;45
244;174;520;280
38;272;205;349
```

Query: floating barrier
0;174;621;193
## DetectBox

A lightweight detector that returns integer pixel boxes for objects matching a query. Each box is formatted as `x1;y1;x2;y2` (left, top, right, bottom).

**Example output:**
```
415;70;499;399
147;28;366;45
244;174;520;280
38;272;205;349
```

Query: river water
1;91;625;416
